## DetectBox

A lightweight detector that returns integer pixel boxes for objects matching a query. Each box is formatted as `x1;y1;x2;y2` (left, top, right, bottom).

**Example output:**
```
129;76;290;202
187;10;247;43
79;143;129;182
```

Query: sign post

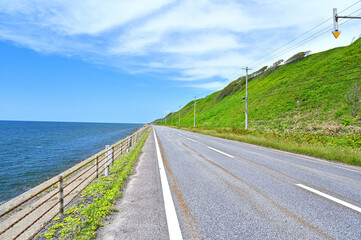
332;8;361;39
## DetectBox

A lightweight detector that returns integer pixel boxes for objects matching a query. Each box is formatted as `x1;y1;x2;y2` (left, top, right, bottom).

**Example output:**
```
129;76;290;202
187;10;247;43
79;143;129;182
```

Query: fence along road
153;126;361;239
0;125;149;240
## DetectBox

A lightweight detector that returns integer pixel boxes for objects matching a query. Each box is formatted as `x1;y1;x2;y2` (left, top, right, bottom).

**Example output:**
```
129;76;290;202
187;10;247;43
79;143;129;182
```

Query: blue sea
0;121;143;204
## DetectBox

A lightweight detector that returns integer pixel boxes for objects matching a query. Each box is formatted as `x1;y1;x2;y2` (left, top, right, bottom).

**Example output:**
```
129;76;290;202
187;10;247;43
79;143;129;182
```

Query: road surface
97;125;361;239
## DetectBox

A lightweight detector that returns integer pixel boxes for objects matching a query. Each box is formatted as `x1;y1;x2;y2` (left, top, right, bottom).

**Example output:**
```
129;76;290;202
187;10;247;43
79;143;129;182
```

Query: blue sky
1;0;360;123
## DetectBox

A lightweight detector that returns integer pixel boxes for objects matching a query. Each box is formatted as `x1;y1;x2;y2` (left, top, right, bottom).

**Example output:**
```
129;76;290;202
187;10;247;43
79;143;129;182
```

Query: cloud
134;0;251;34
187;81;228;91
0;0;359;89
110;33;162;55
147;51;249;81
0;0;174;35
160;33;243;55
109;0;248;56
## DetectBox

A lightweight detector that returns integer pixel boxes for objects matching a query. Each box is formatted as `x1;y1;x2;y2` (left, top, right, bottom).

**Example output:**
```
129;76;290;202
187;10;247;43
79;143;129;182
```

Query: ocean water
0;121;143;204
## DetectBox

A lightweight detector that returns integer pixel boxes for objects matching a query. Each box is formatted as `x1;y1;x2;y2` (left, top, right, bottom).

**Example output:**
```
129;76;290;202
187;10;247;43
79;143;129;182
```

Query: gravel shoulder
95;130;168;240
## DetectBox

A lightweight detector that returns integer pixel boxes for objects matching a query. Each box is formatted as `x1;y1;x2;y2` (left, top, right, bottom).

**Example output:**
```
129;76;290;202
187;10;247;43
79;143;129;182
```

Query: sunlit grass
178;127;361;166
42;129;150;240
156;39;361;166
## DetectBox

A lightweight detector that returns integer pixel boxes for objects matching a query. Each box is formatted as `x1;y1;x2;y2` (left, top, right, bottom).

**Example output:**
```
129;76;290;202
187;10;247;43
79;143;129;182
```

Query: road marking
153;129;183;240
186;137;197;143
296;184;361;213
236;141;360;174
177;134;182;137
207;146;234;158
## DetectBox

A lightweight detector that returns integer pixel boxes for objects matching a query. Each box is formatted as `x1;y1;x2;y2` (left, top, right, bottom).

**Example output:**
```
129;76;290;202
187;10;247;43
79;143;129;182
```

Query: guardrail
0;125;150;240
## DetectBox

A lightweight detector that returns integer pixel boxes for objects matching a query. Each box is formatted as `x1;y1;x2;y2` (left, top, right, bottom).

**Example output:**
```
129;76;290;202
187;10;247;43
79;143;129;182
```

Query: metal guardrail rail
0;125;150;240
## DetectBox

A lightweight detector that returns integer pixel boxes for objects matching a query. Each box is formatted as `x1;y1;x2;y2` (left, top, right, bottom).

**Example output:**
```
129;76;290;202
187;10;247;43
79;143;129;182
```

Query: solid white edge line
296;184;361;214
186;137;197;143
207;146;234;158
153;128;183;240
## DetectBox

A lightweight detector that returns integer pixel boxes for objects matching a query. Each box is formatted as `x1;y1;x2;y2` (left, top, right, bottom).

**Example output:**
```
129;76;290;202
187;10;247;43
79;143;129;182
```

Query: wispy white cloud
0;0;174;35
0;0;359;90
145;51;249;82
160;33;243;55
110;33;162;55
187;81;228;91
134;0;251;33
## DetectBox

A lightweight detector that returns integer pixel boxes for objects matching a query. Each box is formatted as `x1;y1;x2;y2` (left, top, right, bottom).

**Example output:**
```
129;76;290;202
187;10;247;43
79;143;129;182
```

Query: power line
248;68;361;99
252;3;361;67
237;65;361;96
248;20;332;67
251;14;361;68
226;0;361;80
339;0;361;13
246;66;361;99
251;7;361;69
247;77;360;101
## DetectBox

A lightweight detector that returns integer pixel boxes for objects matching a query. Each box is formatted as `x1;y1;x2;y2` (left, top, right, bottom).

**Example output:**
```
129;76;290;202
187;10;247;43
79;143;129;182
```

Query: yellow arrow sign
332;31;341;39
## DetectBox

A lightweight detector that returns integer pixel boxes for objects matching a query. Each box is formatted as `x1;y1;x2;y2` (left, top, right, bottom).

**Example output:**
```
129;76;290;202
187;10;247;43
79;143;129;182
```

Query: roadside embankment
171;126;361;166
0;126;150;240
39;128;150;239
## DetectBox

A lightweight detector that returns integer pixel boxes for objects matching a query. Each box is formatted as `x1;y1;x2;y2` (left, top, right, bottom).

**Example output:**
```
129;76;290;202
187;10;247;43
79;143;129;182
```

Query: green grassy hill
156;38;361;165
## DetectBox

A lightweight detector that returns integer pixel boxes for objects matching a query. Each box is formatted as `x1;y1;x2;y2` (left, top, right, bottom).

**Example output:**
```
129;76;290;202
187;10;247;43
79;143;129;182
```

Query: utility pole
332;8;361;38
194;96;196;127
179;105;181;126
242;67;252;130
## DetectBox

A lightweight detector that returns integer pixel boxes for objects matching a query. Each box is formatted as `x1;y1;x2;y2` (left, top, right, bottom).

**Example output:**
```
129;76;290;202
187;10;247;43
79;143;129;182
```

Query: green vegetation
176;127;361;166
157;39;361;166
41;129;150;240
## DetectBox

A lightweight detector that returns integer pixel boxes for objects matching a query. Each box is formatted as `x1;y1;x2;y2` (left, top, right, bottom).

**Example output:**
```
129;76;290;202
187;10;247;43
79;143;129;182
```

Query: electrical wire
248;68;361;98
248;0;361;66
247;77;360;101
226;0;361;80
250;11;361;69
250;6;361;69
249;65;361;95
230;65;361;100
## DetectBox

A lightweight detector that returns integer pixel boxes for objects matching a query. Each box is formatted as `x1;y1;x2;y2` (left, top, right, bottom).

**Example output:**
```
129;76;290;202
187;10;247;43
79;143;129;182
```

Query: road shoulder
95;130;168;240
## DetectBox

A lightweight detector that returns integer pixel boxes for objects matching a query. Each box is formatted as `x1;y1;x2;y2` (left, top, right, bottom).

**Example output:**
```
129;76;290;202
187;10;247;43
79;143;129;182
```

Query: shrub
285;51;311;64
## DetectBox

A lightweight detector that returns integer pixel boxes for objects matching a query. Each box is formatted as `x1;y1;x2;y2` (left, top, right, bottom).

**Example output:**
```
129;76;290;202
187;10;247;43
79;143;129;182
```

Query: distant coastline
0;119;144;124
0;121;143;203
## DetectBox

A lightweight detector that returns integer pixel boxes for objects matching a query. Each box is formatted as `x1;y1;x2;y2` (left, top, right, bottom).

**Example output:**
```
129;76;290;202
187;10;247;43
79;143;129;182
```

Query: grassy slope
159;39;361;165
41;129;150;240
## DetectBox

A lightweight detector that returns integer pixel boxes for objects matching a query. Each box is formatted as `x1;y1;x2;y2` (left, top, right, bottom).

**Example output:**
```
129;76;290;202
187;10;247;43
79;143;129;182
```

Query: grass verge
39;128;150;240
175;126;361;166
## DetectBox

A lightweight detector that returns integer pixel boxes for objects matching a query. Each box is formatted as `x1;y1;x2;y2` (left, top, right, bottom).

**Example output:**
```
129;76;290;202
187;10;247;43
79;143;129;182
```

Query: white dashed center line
186;137;197;143
296;184;361;213
207;146;234;158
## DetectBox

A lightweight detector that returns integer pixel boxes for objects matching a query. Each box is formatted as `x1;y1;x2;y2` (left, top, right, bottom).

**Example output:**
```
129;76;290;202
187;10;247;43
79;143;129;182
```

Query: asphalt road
98;126;361;239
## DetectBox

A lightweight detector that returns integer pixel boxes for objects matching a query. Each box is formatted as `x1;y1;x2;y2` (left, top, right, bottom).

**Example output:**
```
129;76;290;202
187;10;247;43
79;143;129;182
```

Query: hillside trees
264;59;284;76
285;51;311;64
250;66;268;78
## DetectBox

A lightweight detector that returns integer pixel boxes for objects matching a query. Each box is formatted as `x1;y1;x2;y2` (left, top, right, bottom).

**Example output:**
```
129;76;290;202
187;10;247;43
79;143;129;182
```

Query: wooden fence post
112;146;114;165
120;141;123;155
96;156;99;178
58;175;64;214
127;137;130;152
105;145;110;176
